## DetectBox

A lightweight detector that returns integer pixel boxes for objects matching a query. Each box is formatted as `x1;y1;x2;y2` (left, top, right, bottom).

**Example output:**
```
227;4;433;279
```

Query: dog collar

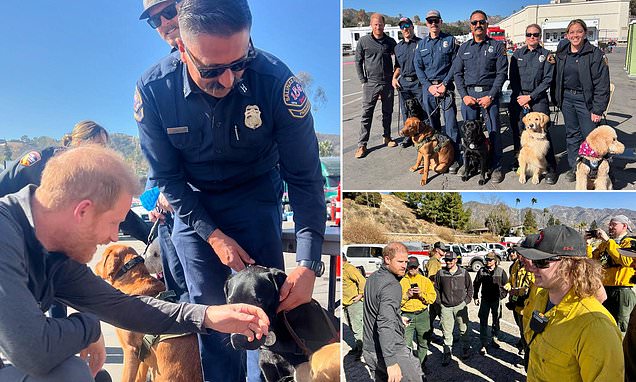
114;256;145;281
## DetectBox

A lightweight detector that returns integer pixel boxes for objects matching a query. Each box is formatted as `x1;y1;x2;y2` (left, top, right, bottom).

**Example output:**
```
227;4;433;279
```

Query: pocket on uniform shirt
229;121;269;149
165;126;202;150
533;337;578;379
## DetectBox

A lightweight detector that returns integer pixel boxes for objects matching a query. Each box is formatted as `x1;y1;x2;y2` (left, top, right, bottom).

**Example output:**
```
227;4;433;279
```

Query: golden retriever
518;112;551;185
400;116;454;186
94;244;202;382
576;125;625;190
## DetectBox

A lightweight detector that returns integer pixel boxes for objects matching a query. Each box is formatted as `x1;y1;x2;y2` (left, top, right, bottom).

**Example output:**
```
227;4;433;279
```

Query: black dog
405;97;427;120
461;120;490;185
225;265;339;382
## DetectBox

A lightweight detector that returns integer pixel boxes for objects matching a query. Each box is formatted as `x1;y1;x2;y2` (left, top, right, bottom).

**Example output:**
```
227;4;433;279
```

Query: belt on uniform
402;75;418;82
565;88;583;95
402;309;426;315
467;85;492;92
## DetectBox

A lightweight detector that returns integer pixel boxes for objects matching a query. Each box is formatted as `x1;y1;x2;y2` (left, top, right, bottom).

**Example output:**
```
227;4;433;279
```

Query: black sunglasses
400;23;412;29
532;256;561;269
526;32;541;38
147;2;178;29
426;18;440;24
471;20;487;26
185;39;256;79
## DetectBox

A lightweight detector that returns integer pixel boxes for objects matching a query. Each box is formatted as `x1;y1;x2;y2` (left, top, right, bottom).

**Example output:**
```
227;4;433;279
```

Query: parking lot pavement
88;237;339;382
343;261;528;382
342;47;636;190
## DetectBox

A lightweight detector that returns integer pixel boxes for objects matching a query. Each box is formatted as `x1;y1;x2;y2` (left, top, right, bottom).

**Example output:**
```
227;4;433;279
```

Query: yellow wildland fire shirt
507;259;535;315
425;257;442;279
399;273;436;313
524;288;623;382
589;235;635;286
342;261;366;307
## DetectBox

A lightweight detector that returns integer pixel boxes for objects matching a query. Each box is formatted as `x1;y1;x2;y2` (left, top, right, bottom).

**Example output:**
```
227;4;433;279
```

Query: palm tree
531;197;537;207
515;198;521;225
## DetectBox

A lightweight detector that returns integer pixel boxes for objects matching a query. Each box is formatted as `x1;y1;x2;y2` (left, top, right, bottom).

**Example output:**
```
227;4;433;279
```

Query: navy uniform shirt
0;147;62;196
394;36;421;83
452;37;508;99
413;32;458;88
509;45;553;100
135;49;326;262
563;50;583;91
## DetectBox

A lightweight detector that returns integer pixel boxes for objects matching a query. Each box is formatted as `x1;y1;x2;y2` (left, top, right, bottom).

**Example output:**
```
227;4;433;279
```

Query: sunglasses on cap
400;23;412;29
486;257;496;262
147;2;178;29
185;39;256;79
426;18;440;24
470;19;487;26
526;32;541;38
532;256;561;269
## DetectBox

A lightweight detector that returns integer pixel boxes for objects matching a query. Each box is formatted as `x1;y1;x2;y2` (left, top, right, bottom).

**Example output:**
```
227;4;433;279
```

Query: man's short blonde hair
370;13;385;24
36;145;141;213
383;242;408;260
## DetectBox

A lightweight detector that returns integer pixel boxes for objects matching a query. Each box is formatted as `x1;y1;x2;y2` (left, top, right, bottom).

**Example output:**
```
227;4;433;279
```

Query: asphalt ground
342;47;636;190
342;261;528;382
83;230;340;382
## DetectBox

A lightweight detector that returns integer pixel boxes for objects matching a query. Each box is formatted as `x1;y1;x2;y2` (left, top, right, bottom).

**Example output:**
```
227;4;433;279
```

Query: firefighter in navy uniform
414;10;460;173
135;0;326;380
452;10;508;183
508;24;558;184
392;17;422;148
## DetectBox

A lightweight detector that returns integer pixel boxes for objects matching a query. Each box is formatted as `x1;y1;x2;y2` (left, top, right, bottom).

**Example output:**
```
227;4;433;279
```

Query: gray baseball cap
516;225;587;260
139;0;172;20
611;215;633;232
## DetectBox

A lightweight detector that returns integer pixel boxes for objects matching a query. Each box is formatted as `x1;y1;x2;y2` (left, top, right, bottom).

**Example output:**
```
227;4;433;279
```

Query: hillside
343;194;498;245
1;131;339;177
464;201;636;229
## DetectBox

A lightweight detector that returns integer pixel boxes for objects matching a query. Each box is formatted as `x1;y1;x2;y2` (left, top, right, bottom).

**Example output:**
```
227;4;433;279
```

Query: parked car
342;244;385;276
449;244;493;272
485;242;508;260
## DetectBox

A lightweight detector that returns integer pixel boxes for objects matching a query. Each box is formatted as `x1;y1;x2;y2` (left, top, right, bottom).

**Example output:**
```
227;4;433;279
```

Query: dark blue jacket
413;32;457;88
509;45;553;101
553;39;610;115
452;37;508;99
135;49;325;261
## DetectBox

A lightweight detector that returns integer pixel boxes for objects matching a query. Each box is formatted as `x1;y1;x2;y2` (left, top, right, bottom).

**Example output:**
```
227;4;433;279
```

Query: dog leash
141;219;160;258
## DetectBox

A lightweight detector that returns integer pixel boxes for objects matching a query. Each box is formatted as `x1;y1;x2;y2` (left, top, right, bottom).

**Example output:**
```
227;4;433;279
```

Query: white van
342;244;385;276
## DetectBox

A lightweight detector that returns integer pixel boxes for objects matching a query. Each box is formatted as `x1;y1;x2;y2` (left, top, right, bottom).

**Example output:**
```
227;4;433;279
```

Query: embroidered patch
539;54;545;63
283;76;310;119
19;151;41;167
244;105;262;129
443;40;449;48
488;45;494;54
134;87;144;122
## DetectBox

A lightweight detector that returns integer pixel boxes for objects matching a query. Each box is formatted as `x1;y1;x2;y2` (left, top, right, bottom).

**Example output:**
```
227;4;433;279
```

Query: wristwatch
298;260;325;277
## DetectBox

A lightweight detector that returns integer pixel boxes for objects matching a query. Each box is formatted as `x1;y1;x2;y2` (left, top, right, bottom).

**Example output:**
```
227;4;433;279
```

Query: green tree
485;203;512;236
318;140;334;157
523;210;538;234
542;208;549;228
296;71;327;113
413;15;421;24
547;215;556;226
555;218;561;225
3;143;12;165
590;220;599;231
354;192;382;208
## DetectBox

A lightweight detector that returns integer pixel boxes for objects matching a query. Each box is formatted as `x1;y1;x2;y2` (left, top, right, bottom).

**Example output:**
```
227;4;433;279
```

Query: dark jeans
158;213;189;303
460;89;502;169
561;90;598;168
171;170;285;381
508;95;557;170
359;82;394;146
478;299;501;346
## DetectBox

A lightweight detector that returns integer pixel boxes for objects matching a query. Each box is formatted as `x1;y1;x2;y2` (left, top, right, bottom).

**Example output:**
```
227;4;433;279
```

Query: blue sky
461;192;635;210
343;0;550;24
0;0;340;140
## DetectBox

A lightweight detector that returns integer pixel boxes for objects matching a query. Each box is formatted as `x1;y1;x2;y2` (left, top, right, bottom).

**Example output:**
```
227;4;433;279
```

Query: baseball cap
444;252;457;261
617;240;636;257
139;0;173;19
485;252;497;260
611;215;633;232
398;17;413;26
516;225;587;260
407;256;420;268
426;10;441;19
433;241;448;251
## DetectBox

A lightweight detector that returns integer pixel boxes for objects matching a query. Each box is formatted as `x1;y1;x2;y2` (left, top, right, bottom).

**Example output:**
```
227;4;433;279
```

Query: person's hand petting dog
204;304;270;342
277;266;316;313
208;229;255;271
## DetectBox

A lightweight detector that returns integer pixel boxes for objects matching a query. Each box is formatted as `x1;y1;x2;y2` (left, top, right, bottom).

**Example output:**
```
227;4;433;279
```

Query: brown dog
94;244;202;382
401;116;454;186
576;125;625;190
518;112;551;185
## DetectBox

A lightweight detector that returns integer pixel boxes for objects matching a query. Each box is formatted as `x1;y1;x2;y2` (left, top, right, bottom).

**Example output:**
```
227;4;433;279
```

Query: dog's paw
420;179;428;186
410;165;419;172
519;175;526;184
462;175;469;182
532;175;540;185
478;178;486;186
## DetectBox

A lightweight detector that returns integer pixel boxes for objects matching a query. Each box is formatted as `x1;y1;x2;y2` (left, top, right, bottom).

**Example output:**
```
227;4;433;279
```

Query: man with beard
363;242;423;381
0;146;269;382
588;215;636;334
135;0;326;379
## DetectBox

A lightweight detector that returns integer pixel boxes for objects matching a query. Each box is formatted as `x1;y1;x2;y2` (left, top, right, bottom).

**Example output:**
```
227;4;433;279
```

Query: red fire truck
487;26;506;42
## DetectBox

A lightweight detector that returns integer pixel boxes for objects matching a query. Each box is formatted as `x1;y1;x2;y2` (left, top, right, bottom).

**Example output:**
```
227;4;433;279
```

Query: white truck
541;19;599;52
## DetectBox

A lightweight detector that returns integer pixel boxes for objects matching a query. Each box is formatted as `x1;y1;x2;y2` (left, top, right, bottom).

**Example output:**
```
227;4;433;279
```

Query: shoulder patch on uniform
283;76;310;119
547;53;556;65
134;86;144;122
19;151;41;167
602;55;608;66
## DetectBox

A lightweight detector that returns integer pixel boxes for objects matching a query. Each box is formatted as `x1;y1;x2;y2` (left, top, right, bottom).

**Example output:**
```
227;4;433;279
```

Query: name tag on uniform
166;126;189;134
